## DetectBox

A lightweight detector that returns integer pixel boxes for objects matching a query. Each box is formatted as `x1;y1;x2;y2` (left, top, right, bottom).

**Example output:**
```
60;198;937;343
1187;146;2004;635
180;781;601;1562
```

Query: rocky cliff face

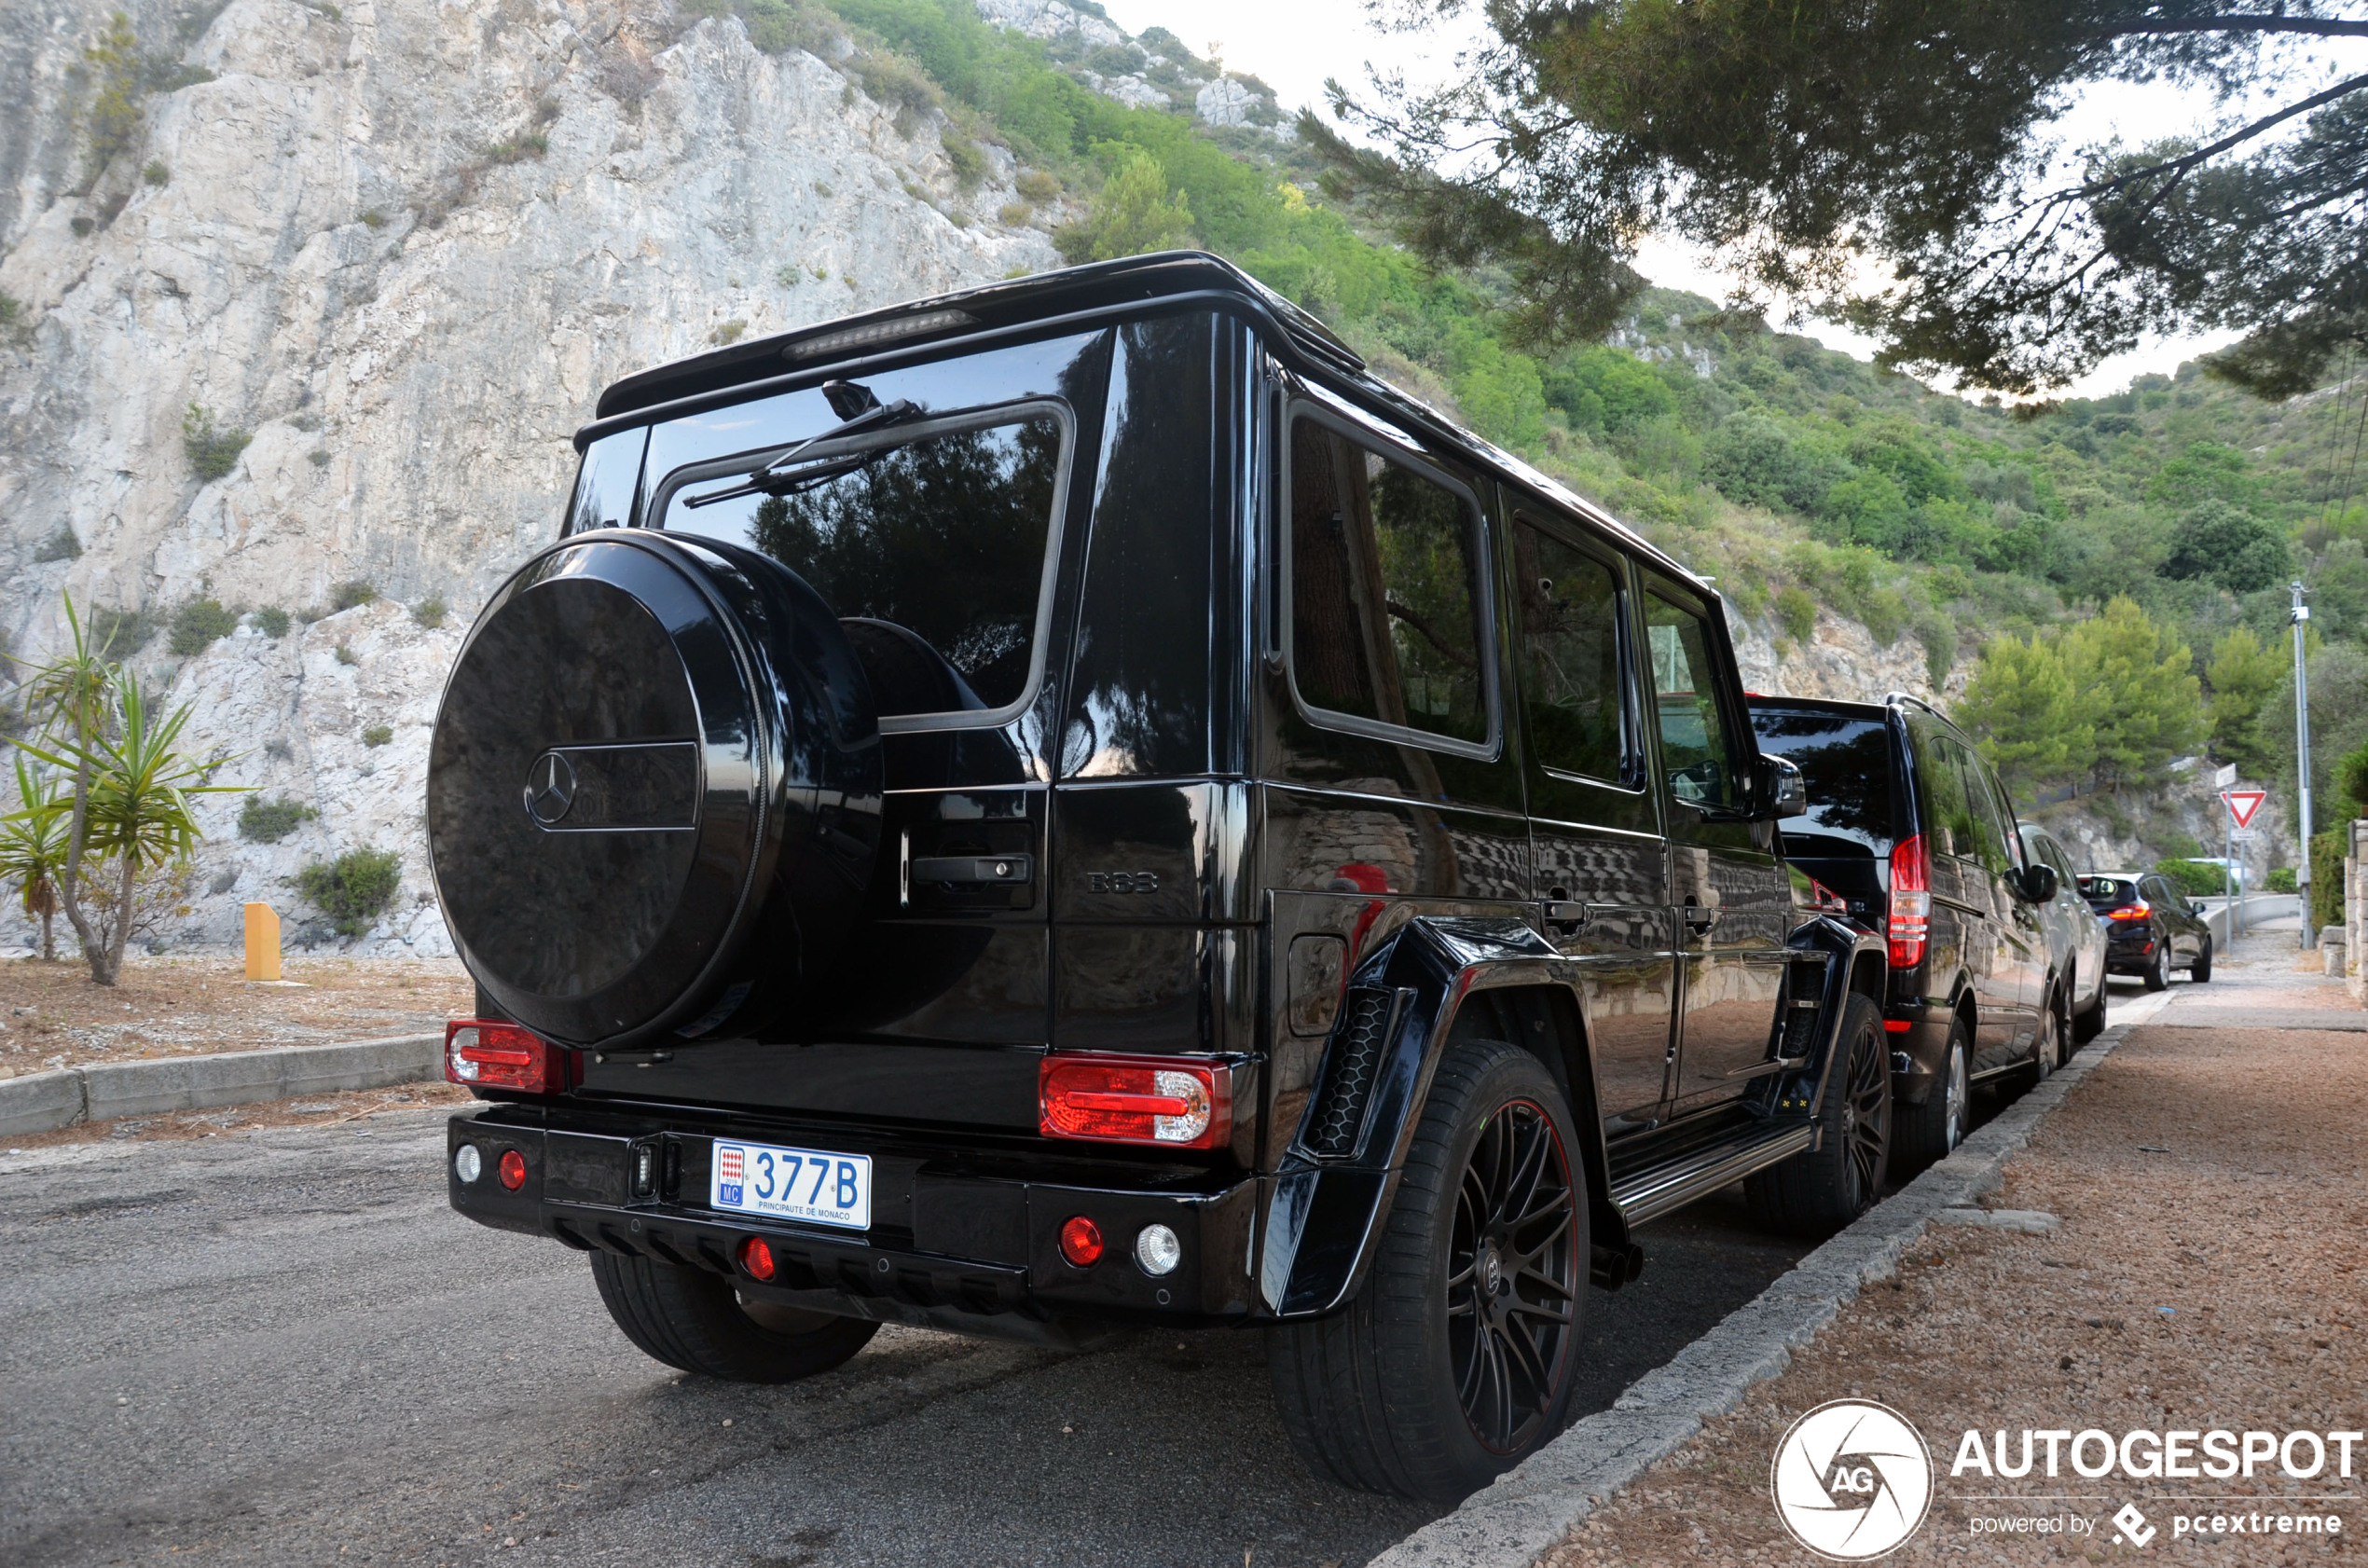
0;0;1054;953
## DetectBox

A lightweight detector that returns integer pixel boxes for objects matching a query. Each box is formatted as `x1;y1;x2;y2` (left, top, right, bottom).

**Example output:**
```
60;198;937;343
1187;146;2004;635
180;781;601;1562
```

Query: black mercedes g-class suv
429;253;1888;1502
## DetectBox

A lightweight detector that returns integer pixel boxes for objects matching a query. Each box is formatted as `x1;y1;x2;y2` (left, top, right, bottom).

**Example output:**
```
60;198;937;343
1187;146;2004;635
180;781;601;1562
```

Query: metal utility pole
2292;581;2315;949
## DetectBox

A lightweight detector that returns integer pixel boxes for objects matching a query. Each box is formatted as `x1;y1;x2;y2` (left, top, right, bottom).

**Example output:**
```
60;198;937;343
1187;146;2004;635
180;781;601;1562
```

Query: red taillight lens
1887;834;1931;969
498;1148;527;1190
739;1237;776;1281
2107;902;2152;920
1058;1215;1104;1267
445;1019;566;1093
1039;1055;1231;1149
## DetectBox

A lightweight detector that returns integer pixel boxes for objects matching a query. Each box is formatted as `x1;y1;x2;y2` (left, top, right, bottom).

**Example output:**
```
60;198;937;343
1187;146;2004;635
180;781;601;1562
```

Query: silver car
2018;824;2110;1056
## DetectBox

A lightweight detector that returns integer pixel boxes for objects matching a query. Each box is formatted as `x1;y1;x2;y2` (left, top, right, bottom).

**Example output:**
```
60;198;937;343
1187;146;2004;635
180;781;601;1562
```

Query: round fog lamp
1134;1223;1182;1277
453;1144;482;1184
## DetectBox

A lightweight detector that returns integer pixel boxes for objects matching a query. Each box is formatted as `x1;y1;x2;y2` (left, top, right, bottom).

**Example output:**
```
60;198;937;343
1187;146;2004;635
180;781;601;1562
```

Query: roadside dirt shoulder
2;955;469;1076
1543;1015;2368;1565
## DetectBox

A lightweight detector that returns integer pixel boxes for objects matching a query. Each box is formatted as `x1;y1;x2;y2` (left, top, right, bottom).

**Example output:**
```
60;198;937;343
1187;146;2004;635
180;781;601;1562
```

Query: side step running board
1610;1123;1816;1226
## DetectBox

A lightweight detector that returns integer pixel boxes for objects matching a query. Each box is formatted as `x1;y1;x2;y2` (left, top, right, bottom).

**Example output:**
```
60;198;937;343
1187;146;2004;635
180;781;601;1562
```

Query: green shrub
2311;829;2346;930
142;158;169;186
359;208;384;228
308;448;330;468
2154;859;2224;900
940;130;985;190
2267;866;2298;893
330;580;378;611
294;846;401;938
334;644;357;667
412;596;447;629
239;795;318;844
1775;585;1816;642
0;292;21;326
709;319;748;345
88;605;158;655
34;526;80;562
1013;169;1060;205
252;607;290;639
361;723;392;748
168;597;237;656
182;404;252;482
999;200;1033;226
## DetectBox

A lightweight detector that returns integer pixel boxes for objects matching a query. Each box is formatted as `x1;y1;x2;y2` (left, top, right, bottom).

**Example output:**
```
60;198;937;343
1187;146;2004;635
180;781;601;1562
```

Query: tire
2013;987;2063;1090
590;1251;879;1382
1893;1012;1971;1174
1266;1038;1586;1504
2189;937;2212;983
2072;970;2107;1044
1745;994;1892;1235
2142;938;2171;992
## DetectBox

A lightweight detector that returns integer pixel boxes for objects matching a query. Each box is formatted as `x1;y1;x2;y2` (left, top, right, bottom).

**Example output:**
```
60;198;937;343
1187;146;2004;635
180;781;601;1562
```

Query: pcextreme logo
1770;1398;1936;1560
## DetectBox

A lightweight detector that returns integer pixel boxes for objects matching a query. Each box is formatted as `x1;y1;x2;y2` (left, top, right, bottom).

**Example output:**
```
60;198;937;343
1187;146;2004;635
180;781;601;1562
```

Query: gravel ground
1;955;470;1075
1540;952;2367;1566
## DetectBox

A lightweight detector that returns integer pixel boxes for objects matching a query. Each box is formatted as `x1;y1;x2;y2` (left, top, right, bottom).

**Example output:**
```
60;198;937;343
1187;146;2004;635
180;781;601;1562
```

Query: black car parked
2081;872;2214;989
1747;695;2064;1169
428;253;1887;1503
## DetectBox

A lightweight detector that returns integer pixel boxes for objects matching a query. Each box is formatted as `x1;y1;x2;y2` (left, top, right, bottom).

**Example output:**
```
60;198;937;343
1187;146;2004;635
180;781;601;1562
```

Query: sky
1094;0;2356;399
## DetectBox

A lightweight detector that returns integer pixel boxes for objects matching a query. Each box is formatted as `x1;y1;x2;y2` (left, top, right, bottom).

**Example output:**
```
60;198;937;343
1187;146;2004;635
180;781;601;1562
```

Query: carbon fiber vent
1301;986;1397;1160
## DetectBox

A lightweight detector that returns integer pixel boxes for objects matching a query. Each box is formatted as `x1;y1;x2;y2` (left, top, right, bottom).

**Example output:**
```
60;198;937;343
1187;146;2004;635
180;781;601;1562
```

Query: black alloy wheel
1745;993;1893;1234
2144;937;2172;992
1447;1097;1580;1455
1838;1009;1891;1212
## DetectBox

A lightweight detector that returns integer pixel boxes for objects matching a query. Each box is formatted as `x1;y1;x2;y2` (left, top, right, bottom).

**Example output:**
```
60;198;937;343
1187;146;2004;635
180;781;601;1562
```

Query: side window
1514;521;1629;784
1952;743;2016;875
1910;721;1974;859
1288;414;1492;750
1643;587;1743;809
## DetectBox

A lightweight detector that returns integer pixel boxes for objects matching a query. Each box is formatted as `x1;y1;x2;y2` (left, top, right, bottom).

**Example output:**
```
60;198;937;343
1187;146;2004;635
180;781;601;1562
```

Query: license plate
709;1139;872;1231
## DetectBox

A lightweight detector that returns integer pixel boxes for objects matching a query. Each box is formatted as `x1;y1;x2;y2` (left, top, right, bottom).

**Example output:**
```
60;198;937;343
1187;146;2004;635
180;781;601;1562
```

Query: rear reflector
1887;834;1931;970
739;1237;776;1281
498;1149;527;1190
1883;1019;1912;1033
1058;1215;1104;1267
446;1019;567;1093
1039;1055;1231;1149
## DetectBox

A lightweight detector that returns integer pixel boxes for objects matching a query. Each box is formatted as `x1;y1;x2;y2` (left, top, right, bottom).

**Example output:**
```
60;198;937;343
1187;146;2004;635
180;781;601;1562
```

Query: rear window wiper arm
683;393;922;510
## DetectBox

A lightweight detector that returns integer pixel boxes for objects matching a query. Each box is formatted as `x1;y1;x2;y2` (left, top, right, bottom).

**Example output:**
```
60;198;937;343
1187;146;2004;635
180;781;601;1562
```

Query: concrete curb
0;1034;443;1137
1368;1005;2161;1568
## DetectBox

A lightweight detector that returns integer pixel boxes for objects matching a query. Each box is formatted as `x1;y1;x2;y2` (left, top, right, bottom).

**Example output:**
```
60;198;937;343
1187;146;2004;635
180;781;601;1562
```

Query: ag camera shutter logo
1770;1398;1935;1559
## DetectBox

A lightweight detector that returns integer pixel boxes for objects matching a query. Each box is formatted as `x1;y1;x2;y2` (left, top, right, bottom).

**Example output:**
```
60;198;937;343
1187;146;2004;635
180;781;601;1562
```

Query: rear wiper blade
682;392;923;509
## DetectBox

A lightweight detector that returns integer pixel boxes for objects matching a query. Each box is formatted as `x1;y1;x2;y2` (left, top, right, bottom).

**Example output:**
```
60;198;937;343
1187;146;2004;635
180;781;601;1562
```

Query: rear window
1749;708;1896;860
660;405;1069;724
2081;876;2139;907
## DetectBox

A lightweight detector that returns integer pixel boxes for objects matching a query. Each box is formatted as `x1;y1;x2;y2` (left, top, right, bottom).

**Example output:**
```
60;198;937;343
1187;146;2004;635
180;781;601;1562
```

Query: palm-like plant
0;755;67;960
11;594;241;983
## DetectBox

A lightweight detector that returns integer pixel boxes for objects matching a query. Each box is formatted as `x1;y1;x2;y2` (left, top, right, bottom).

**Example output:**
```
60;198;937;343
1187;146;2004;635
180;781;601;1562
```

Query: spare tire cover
428;530;881;1047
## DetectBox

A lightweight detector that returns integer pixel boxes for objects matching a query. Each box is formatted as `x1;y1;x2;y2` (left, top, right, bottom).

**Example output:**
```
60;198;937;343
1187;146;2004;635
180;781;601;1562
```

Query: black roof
1745;694;1889;719
575;251;1708;593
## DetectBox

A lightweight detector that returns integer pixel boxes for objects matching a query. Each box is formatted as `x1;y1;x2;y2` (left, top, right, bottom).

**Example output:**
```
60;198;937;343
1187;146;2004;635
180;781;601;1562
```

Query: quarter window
1288;415;1491;749
1643;591;1742;808
1515;522;1629;783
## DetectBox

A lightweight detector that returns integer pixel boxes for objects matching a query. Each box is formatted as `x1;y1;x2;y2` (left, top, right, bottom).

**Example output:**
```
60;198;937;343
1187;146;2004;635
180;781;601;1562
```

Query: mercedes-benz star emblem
524;750;577;826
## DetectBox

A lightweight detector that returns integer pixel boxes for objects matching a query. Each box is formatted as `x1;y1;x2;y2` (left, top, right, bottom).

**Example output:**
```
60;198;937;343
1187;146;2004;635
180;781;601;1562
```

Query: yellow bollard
244;901;282;982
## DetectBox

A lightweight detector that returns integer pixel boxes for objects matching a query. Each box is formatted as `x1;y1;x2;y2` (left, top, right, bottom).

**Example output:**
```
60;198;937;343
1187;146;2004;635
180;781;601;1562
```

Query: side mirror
1763;754;1807;819
2017;863;2059;903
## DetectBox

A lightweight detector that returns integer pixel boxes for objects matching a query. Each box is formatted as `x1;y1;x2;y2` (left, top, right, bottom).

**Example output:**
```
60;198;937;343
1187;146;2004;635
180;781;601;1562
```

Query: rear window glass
1288;414;1492;750
662;409;1066;720
2081;876;2139;905
1749;709;1895;859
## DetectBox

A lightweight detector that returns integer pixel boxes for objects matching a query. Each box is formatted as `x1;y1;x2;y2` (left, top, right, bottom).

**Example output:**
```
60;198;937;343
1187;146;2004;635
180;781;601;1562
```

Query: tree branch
2091;16;2368;39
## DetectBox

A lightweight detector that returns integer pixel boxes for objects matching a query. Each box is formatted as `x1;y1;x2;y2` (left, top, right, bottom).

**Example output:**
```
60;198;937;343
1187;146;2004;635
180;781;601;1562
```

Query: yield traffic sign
2223;789;2267;829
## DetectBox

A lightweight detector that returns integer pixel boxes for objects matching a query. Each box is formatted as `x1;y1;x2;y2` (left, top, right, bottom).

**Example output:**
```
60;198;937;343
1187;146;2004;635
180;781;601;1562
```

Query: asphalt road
0;1112;1822;1568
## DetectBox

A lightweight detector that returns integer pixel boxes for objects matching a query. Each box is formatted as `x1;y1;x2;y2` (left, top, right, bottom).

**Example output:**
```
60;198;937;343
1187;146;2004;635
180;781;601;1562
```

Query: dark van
429;253;1886;1502
1747;695;2061;1167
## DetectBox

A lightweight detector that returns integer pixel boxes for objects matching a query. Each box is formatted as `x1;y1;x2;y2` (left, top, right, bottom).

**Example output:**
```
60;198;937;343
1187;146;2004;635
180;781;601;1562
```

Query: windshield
662;408;1067;721
1749;708;1896;860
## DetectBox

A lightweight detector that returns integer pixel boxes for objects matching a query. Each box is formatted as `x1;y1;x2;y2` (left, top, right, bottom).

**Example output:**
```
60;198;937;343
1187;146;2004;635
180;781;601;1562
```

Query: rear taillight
2107;902;2152;920
1039;1055;1231;1149
1887;834;1931;970
445;1019;567;1093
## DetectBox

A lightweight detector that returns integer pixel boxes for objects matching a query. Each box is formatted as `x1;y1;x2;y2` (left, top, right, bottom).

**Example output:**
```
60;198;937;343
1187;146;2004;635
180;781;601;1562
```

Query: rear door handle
1683;902;1721;933
911;854;1034;885
1543;901;1592;933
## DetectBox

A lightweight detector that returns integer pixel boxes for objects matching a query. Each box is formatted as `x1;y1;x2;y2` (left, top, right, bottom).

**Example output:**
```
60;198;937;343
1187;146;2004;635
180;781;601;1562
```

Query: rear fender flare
1777;917;1892;1145
1255;917;1634;1319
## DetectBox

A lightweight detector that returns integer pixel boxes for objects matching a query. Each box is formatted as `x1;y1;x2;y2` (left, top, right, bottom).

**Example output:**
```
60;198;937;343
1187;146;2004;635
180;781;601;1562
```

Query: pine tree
83;13;142;177
1959;634;2087;795
2205;625;2283;777
2060;598;2206;791
1052;152;1193;266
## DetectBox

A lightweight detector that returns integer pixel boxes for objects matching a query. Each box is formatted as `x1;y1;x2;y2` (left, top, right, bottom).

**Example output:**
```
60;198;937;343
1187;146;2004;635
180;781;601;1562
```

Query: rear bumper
2103;928;2158;973
1880;999;1954;1104
447;1108;1261;1336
